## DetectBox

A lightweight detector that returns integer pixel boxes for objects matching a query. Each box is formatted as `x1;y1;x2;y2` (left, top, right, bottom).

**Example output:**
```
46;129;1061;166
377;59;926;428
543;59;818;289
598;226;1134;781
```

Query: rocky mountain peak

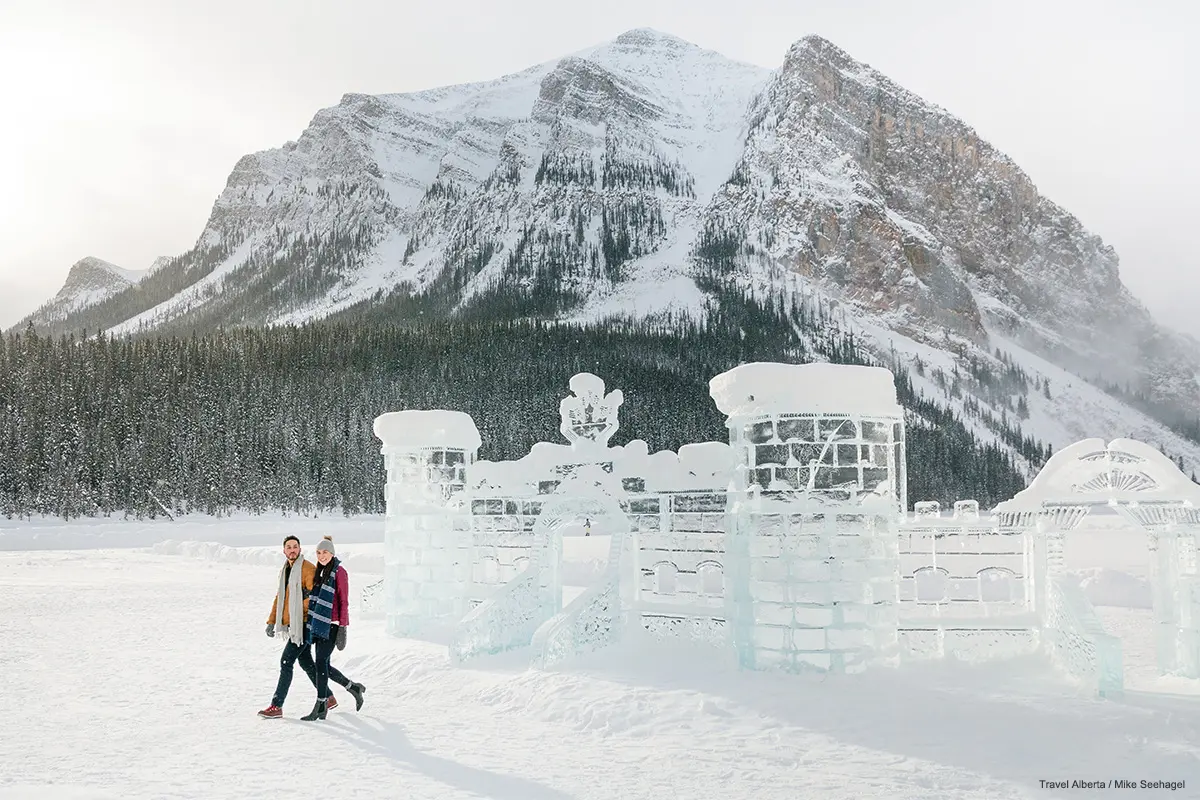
609;27;695;51
534;56;664;127
742;32;1153;381
784;34;855;67
61;257;144;290
16;256;148;330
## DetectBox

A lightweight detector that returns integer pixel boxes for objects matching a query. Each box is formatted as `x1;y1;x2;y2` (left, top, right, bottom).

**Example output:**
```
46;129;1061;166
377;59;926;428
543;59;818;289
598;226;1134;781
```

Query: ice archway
995;439;1200;683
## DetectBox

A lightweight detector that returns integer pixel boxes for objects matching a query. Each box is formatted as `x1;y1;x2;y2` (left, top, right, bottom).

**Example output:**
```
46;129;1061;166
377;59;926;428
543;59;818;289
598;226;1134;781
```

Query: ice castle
372;363;1200;696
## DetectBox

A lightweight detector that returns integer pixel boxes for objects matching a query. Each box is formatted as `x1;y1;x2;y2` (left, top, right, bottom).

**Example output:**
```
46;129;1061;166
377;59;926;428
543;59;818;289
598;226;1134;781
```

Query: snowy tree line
0;305;1032;519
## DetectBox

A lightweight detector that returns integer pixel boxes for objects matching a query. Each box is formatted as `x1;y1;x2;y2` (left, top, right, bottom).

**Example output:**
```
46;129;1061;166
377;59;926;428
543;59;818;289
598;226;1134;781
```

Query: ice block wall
374;410;481;636
710;362;905;673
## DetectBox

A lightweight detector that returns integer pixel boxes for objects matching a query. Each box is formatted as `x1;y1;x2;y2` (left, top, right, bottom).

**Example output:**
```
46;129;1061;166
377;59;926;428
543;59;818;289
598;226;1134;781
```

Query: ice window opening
978;568;1015;602
654;562;679;595
914;567;949;603
697;562;724;596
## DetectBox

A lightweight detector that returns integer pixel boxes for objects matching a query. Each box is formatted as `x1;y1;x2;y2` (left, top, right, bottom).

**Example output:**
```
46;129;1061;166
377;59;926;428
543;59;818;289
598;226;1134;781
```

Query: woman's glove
335;626;347;651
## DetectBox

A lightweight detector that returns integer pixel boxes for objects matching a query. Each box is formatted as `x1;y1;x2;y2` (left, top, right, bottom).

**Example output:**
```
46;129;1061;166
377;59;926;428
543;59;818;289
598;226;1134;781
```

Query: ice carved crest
559;373;622;449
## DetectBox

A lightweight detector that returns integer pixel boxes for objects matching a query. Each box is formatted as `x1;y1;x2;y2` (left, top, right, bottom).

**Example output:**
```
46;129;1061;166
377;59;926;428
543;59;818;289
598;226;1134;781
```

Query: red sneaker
326;695;338;711
257;705;283;719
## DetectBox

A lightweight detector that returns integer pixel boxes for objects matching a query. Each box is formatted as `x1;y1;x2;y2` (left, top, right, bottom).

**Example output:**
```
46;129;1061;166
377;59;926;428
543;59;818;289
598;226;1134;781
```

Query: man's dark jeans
272;637;350;706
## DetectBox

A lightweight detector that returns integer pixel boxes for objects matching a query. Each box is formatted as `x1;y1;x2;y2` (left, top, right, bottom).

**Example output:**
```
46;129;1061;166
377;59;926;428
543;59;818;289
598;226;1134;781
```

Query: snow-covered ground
4;514;1199;798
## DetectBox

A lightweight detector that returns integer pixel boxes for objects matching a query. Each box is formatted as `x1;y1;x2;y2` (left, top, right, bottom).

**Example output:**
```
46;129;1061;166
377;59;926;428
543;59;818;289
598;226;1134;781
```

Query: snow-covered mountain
17;28;1200;470
702;36;1198;404
20;256;152;328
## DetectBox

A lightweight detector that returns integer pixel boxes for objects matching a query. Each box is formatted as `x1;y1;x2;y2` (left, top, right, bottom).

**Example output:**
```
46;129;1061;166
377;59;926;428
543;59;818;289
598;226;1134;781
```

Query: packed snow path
5;550;1199;799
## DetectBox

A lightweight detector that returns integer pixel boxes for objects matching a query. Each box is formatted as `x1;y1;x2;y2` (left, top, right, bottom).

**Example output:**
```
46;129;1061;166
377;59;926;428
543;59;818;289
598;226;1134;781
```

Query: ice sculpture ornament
530;470;637;669
560;373;623;452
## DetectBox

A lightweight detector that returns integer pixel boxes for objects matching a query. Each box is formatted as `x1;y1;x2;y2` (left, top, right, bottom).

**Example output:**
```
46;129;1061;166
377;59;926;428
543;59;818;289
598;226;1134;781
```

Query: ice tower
373;410;480;636
710;363;905;673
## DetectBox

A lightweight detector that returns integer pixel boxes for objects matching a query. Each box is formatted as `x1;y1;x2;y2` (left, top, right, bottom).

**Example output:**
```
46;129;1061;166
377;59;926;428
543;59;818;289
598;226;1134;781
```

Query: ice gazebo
992;438;1200;691
371;362;1200;693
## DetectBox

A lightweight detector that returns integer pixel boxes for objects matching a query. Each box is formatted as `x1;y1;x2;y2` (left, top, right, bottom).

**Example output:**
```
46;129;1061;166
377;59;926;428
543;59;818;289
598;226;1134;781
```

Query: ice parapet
374;409;482;453
378;373;741;665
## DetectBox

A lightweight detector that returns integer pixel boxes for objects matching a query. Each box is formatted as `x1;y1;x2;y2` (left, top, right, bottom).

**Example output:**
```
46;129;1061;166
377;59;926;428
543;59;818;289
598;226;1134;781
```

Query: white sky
0;0;1196;335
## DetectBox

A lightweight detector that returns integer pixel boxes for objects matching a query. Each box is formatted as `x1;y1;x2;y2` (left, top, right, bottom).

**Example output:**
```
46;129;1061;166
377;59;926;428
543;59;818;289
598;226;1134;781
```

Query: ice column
1150;526;1200;678
374;410;480;636
1182;529;1200;678
710;362;904;673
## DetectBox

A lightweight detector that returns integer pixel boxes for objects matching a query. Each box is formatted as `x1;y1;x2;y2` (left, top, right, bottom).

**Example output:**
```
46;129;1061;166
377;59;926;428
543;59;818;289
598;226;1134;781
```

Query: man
257;535;342;718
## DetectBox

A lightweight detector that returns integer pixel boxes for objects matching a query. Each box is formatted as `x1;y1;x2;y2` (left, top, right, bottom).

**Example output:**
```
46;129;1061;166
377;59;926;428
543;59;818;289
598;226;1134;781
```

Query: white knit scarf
271;558;306;645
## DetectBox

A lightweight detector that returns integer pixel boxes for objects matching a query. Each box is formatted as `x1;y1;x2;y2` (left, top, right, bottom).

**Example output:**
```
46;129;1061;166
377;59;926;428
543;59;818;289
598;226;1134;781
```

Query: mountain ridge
19;256;149;327
14;28;1200;475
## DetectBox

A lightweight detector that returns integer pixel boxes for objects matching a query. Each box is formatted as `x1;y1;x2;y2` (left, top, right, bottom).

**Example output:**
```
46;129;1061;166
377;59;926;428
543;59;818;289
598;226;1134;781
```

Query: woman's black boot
300;699;328;721
347;682;366;712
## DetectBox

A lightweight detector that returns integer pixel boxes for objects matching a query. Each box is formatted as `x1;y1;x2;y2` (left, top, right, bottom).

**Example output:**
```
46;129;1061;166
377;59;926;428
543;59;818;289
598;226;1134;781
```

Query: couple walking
258;535;366;721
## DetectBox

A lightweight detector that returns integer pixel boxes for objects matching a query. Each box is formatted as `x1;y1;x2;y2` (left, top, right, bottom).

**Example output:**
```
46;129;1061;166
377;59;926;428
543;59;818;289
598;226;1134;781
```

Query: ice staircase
1043;574;1124;697
449;566;546;663
450;525;632;668
530;573;622;669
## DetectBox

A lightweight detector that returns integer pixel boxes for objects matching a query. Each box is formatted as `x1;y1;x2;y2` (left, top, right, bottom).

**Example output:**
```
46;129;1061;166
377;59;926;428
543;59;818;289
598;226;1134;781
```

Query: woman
300;536;367;721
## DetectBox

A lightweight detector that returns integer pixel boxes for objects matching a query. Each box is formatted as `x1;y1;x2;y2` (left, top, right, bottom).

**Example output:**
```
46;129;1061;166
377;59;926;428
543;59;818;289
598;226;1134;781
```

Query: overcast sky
0;0;1196;335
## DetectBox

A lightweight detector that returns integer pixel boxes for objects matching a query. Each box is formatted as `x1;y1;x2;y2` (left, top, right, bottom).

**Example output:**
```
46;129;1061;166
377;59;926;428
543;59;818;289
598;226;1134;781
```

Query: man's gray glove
335;626;347;651
265;624;275;638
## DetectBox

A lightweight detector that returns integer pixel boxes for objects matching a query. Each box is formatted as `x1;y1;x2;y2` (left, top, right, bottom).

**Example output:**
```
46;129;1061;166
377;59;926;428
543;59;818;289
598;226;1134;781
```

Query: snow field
0;512;388;552
3;515;1199;798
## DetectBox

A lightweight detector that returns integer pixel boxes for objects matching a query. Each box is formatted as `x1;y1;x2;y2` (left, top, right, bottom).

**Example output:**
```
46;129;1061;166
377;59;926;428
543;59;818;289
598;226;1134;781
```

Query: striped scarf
306;558;339;643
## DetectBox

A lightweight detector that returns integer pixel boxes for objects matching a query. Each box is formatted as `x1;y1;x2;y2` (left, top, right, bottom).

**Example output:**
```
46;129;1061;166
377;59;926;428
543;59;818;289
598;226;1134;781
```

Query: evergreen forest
0;286;1037;519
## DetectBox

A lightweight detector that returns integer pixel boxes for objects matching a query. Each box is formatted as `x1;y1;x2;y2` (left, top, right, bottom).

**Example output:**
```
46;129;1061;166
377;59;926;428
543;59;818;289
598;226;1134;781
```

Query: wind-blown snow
788;278;1200;478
